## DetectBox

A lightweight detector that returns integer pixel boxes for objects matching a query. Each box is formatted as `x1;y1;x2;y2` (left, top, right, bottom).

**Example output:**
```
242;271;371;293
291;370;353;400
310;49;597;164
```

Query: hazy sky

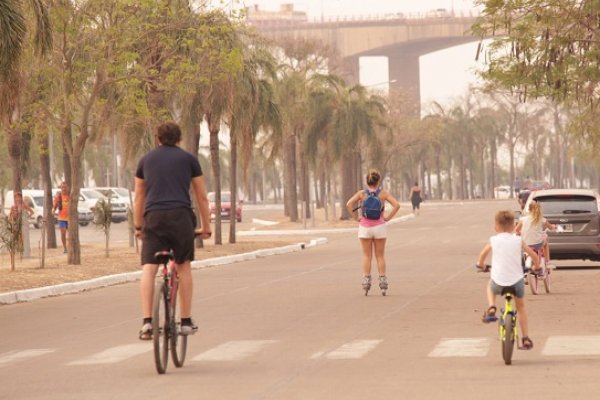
245;0;481;18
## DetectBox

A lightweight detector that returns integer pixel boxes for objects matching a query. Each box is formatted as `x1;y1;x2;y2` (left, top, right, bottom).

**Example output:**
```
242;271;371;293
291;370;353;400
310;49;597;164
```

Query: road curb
0;237;329;305
238;214;415;236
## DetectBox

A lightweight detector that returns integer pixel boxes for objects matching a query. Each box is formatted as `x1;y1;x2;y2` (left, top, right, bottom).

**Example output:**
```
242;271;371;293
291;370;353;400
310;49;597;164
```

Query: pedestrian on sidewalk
346;169;400;295
52;182;70;253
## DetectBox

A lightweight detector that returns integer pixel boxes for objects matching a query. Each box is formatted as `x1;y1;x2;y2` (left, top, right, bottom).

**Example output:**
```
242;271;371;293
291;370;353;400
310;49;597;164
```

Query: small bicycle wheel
153;283;169;374
528;272;538;295
170;283;187;367
502;313;515;365
544;269;551;293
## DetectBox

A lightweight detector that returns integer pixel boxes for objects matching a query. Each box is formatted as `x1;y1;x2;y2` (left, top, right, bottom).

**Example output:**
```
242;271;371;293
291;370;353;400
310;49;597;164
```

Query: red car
208;191;242;222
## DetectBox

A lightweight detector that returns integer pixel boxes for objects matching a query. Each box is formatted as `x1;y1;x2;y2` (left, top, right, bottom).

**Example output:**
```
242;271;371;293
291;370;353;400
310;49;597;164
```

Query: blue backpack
362;188;383;220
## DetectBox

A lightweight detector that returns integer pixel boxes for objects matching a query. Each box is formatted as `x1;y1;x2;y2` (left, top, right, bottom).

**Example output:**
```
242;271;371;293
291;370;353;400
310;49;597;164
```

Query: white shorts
358;224;387;239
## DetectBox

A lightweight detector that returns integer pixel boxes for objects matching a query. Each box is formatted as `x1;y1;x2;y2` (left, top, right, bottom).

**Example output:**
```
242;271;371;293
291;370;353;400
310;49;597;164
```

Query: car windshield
208;193;230;202
536;195;598;214
82;190;105;199
32;196;44;207
114;188;129;197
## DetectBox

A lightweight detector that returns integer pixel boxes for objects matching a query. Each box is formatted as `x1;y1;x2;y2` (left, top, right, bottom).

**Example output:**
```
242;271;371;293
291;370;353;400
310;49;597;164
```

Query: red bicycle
524;246;551;295
153;250;187;374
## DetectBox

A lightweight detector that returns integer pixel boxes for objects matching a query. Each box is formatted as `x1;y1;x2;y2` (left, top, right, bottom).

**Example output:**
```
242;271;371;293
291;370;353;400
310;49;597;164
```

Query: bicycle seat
501;287;516;297
154;250;174;265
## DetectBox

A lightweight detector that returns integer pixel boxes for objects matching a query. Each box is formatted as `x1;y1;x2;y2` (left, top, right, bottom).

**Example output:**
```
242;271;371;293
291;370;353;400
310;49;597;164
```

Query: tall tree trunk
40;132;57;248
435;150;442;200
340;155;355;220
229;127;237;244
318;170;326;208
62;122;73;187
283;131;298;221
207;112;222;244
299;150;310;219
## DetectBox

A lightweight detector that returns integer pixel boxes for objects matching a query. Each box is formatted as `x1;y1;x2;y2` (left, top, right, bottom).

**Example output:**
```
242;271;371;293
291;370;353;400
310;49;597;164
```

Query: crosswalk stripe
429;338;490;357
316;340;382;360
67;344;150;365
192;340;278;362
542;336;600;356
0;349;55;367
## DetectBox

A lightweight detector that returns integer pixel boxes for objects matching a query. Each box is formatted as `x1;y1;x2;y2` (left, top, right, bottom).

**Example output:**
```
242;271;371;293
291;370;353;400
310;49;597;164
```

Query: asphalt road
1;200;600;400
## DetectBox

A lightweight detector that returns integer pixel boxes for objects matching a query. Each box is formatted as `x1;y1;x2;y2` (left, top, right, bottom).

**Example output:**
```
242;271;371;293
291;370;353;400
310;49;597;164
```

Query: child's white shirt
520;215;546;245
490;232;523;286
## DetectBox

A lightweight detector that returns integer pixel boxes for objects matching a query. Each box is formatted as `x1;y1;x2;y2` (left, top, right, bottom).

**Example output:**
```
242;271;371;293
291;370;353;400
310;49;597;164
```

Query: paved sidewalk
0;238;328;305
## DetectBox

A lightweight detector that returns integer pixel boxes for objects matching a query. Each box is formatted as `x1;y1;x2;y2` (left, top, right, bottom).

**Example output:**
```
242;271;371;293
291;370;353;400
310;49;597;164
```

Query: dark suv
523;189;600;261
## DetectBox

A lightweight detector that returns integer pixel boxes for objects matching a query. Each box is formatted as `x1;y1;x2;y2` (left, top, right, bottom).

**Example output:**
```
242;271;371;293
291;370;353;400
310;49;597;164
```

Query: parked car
208;191;242;222
521;188;600;261
494;185;511;199
94;187;134;208
5;189;93;227
79;188;128;223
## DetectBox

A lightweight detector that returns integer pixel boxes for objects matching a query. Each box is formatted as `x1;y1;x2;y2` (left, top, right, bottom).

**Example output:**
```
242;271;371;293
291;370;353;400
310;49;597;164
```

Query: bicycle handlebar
475;264;492;273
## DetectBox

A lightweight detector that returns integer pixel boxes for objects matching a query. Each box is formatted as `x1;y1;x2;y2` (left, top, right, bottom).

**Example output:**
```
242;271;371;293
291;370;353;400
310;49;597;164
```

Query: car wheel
35;216;43;229
79;222;89;227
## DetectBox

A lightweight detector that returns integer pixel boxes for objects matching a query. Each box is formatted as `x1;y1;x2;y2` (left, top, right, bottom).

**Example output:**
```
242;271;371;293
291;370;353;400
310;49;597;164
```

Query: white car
5;189;93;228
78;188;128;223
94;187;134;206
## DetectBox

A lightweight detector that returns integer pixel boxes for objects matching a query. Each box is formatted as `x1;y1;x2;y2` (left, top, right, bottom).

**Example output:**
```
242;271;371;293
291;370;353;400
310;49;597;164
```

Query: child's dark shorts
489;278;525;298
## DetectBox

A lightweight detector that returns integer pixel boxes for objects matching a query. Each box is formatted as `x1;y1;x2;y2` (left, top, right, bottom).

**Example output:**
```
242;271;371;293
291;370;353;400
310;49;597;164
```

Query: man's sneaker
180;320;198;336
139;323;152;340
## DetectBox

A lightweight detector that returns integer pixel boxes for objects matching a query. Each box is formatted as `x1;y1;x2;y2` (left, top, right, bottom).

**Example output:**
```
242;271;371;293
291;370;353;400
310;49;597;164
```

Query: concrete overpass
254;15;480;113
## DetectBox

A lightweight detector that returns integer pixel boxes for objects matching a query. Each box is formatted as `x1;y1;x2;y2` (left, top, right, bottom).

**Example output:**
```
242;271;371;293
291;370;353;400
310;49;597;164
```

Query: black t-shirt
135;145;202;213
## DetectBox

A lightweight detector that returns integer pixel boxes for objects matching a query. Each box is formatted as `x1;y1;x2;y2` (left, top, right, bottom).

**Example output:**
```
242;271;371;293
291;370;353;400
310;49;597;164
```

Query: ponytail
528;201;542;225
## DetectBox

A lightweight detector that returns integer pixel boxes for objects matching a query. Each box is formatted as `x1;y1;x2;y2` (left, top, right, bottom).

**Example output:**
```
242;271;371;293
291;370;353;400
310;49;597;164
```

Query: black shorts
141;208;196;265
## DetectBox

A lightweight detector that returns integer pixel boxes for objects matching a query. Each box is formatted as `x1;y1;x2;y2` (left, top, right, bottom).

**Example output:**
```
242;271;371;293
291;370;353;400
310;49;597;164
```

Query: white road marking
193;340;278;361
542;336;600;356
320;340;382;360
67;344;150;365
429;338;490;357
0;349;55;367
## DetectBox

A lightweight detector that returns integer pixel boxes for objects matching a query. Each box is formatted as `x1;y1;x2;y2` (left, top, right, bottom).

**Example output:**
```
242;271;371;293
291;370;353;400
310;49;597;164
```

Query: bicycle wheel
528;272;538;295
502;313;515;365
153;283;169;374
170;282;187;367
544;269;551;293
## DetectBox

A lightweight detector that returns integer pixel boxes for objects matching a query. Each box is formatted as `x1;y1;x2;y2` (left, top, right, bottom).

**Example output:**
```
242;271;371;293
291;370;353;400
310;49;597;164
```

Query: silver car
522;189;600;261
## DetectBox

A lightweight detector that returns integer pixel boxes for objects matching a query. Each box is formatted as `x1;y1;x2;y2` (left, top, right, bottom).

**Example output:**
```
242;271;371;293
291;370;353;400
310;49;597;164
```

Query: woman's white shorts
358;224;387;239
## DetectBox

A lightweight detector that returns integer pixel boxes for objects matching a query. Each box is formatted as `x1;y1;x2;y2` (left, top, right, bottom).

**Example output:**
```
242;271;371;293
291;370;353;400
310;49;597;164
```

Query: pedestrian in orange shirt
53;182;70;253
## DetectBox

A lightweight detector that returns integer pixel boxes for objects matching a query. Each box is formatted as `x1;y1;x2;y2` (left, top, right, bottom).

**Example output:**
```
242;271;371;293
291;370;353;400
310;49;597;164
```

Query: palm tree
1;0;52;194
227;39;280;243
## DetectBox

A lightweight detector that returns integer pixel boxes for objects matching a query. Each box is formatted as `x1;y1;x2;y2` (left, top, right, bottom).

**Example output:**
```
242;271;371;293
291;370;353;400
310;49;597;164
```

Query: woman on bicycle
515;200;555;271
346;170;400;294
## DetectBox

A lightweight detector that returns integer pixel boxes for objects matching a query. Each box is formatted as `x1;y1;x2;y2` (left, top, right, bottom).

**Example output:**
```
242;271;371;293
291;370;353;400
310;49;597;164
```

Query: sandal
520;336;534;350
481;306;498;323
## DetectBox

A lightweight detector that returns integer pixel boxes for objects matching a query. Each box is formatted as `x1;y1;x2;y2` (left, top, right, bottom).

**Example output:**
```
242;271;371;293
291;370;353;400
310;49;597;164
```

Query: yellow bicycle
498;289;518;365
477;264;518;365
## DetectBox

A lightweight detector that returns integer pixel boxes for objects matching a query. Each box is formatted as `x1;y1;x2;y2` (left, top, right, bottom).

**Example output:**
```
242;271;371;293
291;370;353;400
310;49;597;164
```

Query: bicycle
477;264;518;365
524;246;551;295
152;250;187;374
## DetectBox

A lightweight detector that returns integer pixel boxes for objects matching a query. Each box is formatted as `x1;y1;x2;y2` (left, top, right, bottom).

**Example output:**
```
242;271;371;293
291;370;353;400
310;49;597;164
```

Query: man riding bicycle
134;122;212;340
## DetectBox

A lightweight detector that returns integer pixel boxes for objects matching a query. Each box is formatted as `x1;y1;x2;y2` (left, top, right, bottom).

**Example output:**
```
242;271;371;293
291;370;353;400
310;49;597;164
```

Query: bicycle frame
499;292;518;365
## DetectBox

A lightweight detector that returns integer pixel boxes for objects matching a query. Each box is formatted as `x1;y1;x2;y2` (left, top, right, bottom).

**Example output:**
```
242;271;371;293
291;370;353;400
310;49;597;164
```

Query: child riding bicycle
476;210;539;350
515;200;556;272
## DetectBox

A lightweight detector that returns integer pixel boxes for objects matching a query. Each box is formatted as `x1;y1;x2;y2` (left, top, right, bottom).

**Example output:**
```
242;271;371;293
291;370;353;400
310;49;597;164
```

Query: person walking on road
409;181;423;215
52;182;70;253
346;170;400;295
134;121;212;340
513;177;521;198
